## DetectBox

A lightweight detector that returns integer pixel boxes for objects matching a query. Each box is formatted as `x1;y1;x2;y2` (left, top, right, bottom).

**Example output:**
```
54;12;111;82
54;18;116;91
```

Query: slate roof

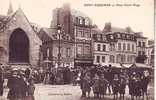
38;27;73;43
37;28;55;42
92;27;103;34
134;32;147;39
103;26;134;33
111;27;127;33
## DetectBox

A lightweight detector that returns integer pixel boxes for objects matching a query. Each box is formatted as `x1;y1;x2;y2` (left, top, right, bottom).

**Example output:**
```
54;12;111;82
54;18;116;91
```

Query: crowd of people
78;65;151;100
0;64;152;100
30;66;72;85
0;67;35;100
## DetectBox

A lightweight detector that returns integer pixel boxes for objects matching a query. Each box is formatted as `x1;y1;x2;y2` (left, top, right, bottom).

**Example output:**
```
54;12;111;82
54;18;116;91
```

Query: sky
0;0;154;39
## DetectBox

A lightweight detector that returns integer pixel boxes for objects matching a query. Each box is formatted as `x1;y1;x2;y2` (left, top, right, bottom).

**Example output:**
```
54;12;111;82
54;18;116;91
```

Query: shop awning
129;63;151;69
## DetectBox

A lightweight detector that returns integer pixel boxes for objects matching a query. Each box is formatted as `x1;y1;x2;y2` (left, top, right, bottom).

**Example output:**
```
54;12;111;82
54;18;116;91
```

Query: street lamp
57;24;62;68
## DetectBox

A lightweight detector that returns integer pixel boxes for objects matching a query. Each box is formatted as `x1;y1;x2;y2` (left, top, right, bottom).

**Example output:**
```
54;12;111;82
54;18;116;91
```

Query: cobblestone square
0;83;154;100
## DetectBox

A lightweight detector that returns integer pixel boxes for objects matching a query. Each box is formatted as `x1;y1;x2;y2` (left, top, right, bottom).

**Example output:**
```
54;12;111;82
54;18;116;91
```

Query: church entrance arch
9;28;29;63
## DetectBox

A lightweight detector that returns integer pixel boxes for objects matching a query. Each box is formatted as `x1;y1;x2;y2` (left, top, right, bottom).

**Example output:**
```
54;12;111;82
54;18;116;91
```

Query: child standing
27;76;35;100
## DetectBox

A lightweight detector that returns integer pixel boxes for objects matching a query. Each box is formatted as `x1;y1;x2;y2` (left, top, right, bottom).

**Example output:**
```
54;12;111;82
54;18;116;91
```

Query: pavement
0;84;154;100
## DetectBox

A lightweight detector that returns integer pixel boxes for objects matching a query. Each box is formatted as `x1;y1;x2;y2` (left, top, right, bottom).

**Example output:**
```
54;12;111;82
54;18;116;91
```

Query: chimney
125;26;132;33
63;3;70;10
104;22;111;32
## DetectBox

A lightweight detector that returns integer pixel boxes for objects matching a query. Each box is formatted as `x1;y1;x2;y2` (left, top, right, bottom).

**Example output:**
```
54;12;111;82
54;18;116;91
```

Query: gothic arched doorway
9;28;29;63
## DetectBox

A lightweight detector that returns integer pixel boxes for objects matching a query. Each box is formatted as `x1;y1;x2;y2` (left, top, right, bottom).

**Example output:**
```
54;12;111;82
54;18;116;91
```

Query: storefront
74;59;93;68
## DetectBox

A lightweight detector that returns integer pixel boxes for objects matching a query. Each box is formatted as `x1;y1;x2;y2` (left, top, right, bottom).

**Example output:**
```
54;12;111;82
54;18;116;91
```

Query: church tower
7;0;13;15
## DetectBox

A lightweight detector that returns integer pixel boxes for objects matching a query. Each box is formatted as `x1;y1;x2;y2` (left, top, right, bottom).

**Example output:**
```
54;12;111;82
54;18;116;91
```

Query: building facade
92;27;110;65
0;3;152;69
102;23;137;65
146;40;154;67
0;5;42;68
50;4;153;68
51;4;93;68
37;28;74;68
135;32;148;64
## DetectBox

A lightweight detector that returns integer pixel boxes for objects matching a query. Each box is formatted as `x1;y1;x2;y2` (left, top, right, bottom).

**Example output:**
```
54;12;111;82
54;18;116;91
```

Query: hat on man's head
12;71;18;76
94;74;99;79
12;68;18;71
132;72;136;75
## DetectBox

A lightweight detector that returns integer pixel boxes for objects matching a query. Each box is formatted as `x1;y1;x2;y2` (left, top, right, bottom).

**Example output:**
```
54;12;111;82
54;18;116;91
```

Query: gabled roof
111;27;126;33
0;8;42;45
92;27;103;34
38;28;54;42
38;27;73;43
0;10;21;31
103;26;134;33
103;23;134;34
31;23;42;33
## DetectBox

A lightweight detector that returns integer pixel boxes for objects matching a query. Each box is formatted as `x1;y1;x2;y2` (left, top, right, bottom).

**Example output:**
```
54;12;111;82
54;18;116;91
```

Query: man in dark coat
80;68;87;97
99;74;108;98
141;71;150;99
0;66;4;96
19;71;28;100
119;78;126;99
63;66;71;84
7;70;21;100
105;64;113;94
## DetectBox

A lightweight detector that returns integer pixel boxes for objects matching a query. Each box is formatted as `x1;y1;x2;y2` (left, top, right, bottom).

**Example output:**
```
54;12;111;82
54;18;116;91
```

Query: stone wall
2;8;42;67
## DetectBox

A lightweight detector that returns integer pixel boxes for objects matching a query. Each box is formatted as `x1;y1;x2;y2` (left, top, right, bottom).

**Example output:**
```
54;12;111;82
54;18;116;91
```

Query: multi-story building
135;32;148;64
102;23;137;65
92;26;110;65
37;28;74;68
51;4;93;68
0;2;152;70
146;40;154;67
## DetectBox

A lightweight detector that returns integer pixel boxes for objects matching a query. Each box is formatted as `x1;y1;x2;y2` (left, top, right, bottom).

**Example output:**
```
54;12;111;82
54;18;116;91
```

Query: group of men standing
78;65;151;100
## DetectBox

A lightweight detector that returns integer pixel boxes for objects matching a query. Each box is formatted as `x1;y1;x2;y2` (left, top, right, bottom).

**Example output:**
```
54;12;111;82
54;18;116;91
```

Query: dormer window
85;18;90;26
83;19;85;25
97;34;101;41
102;35;106;41
78;18;80;24
110;35;114;39
118;33;121;38
79;18;83;24
127;35;130;39
76;17;79;24
67;36;70;40
122;34;126;38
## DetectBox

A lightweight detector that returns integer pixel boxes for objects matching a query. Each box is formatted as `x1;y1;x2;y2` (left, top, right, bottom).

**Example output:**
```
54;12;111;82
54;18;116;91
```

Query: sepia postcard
0;0;154;100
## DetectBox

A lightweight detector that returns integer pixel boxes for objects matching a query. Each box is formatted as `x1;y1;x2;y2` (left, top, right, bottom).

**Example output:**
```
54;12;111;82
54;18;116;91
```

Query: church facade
0;5;42;68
